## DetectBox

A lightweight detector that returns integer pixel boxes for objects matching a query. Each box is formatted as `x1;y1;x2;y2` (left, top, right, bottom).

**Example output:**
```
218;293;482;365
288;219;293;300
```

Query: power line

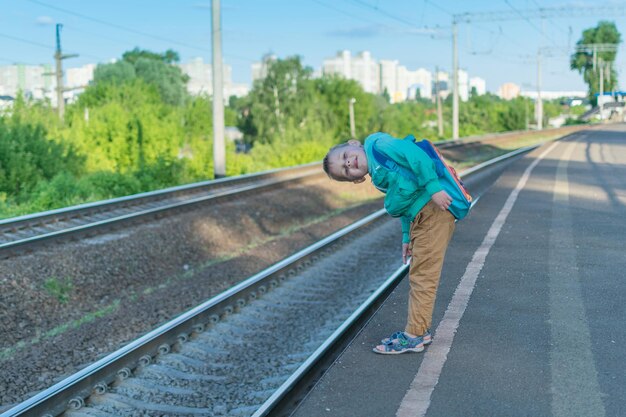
26;0;257;63
529;0;569;37
0;30;108;64
423;0;453;16
503;0;560;48
26;0;210;53
346;0;421;28
0;32;52;50
0;57;43;65
311;0;381;26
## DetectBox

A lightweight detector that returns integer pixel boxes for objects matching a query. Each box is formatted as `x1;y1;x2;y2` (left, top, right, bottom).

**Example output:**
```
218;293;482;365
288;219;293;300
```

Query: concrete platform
293;126;626;417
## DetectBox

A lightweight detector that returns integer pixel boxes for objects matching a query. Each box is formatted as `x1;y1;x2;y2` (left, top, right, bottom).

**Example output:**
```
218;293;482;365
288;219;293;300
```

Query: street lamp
348;98;356;139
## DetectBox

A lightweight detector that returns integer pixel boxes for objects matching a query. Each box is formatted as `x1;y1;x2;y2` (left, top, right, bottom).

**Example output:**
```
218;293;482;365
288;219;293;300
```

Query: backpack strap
370;142;421;185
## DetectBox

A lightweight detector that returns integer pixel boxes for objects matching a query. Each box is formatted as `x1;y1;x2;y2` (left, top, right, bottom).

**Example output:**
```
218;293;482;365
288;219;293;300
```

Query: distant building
0;95;14;110
324;51;433;101
0;63;55;101
398;66;432;101
469;76;486;96
322;50;352;80
520;90;586;100
379;60;398;99
179;57;249;99
64;64;96;103
255;50;486;104
498;82;521;100
251;54;277;83
458;69;469;101
433;71;450;99
322;50;379;94
66;64;95;89
351;51;379;94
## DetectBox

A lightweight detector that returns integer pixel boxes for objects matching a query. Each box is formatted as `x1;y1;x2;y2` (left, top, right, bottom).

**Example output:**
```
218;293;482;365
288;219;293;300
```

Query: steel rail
0;165;322;258
435;124;587;149
0;162;320;231
0;127;587;258
1;132;582;417
253;131;585;416
252;139;576;417
0;209;387;417
0;140;539;417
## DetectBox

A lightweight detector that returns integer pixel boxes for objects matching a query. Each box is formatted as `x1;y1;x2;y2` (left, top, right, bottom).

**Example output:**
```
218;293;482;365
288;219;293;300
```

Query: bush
82;171;143;199
28;172;92;211
0;104;83;198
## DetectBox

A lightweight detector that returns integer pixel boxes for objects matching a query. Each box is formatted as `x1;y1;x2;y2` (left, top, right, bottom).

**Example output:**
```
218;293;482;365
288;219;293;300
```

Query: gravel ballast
0;176;384;409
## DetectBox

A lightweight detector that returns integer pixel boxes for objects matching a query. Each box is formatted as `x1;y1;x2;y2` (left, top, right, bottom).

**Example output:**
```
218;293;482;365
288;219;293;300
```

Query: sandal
381;329;432;345
373;332;426;355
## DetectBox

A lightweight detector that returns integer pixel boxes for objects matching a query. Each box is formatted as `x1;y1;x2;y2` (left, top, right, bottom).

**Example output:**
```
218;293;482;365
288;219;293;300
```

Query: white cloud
36;16;54;26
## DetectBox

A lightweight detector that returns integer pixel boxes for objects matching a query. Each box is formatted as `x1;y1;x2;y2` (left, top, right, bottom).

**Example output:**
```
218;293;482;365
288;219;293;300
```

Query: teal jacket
364;132;443;244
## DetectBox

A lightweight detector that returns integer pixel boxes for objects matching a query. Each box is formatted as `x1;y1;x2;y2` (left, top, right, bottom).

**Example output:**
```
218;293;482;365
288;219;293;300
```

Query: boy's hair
322;142;350;181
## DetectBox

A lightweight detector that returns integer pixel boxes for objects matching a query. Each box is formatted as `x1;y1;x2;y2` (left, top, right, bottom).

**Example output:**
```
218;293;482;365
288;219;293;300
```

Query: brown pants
405;201;456;336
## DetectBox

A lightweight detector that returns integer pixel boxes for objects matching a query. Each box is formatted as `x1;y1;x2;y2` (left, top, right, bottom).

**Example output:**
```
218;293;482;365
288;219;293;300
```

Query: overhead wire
0;57;42;65
0;32;53;50
25;0;210;53
311;0;381;26
529;0;569;36
25;0;256;63
503;0;562;49
311;0;446;67
0;29;110;63
340;0;448;37
347;0;422;28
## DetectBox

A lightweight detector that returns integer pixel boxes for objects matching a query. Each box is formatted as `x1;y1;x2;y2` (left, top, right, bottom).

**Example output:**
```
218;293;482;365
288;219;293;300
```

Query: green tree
66;79;183;174
570;21;621;98
122;48;180;64
0;96;83;199
498;97;528;131
134;57;188;106
238;56;318;144
93;48;189;106
314;75;384;141
93;60;136;85
380;101;437;139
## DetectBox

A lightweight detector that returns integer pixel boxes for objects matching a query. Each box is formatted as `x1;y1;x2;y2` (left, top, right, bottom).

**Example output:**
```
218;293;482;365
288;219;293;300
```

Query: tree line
0;48;581;218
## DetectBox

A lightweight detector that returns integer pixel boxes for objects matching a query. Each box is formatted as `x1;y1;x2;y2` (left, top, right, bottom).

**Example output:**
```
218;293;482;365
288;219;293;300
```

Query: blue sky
3;0;626;93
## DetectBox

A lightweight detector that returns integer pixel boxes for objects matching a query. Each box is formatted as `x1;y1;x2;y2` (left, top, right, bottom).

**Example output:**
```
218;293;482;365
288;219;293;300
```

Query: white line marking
549;142;605;417
396;142;561;417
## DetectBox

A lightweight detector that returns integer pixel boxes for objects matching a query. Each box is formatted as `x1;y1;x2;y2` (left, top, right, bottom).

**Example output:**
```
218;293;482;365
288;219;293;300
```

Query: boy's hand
402;243;411;264
431;190;452;211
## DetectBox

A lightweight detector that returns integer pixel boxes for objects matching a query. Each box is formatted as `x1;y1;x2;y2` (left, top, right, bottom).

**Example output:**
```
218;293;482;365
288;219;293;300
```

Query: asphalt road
293;125;626;417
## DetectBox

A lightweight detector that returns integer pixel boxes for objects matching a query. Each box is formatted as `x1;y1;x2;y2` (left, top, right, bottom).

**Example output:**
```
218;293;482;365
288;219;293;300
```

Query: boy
323;133;455;354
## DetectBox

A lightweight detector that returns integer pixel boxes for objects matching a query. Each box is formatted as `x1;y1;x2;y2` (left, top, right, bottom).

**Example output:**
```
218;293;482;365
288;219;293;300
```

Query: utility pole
52;24;77;121
435;67;443;137
211;0;226;178
525;98;529;130
450;6;626;132
598;58;604;120
348;98;356;139
452;21;459;139
599;58;604;97
536;49;543;130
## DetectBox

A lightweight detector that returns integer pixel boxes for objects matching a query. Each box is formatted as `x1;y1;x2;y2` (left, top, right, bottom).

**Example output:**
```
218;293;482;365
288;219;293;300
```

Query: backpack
371;135;473;220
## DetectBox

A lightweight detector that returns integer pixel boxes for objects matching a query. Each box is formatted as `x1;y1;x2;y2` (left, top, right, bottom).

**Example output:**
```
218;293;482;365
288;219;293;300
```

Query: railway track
0;163;321;259
0;126;584;260
0;140;555;417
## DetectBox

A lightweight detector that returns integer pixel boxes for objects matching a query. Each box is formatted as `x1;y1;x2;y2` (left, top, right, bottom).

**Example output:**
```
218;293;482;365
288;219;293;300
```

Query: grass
0;300;121;362
2;201;379;361
43;277;74;304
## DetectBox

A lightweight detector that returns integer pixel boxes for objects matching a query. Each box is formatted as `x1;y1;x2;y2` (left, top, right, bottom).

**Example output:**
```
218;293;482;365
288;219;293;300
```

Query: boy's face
327;140;368;183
